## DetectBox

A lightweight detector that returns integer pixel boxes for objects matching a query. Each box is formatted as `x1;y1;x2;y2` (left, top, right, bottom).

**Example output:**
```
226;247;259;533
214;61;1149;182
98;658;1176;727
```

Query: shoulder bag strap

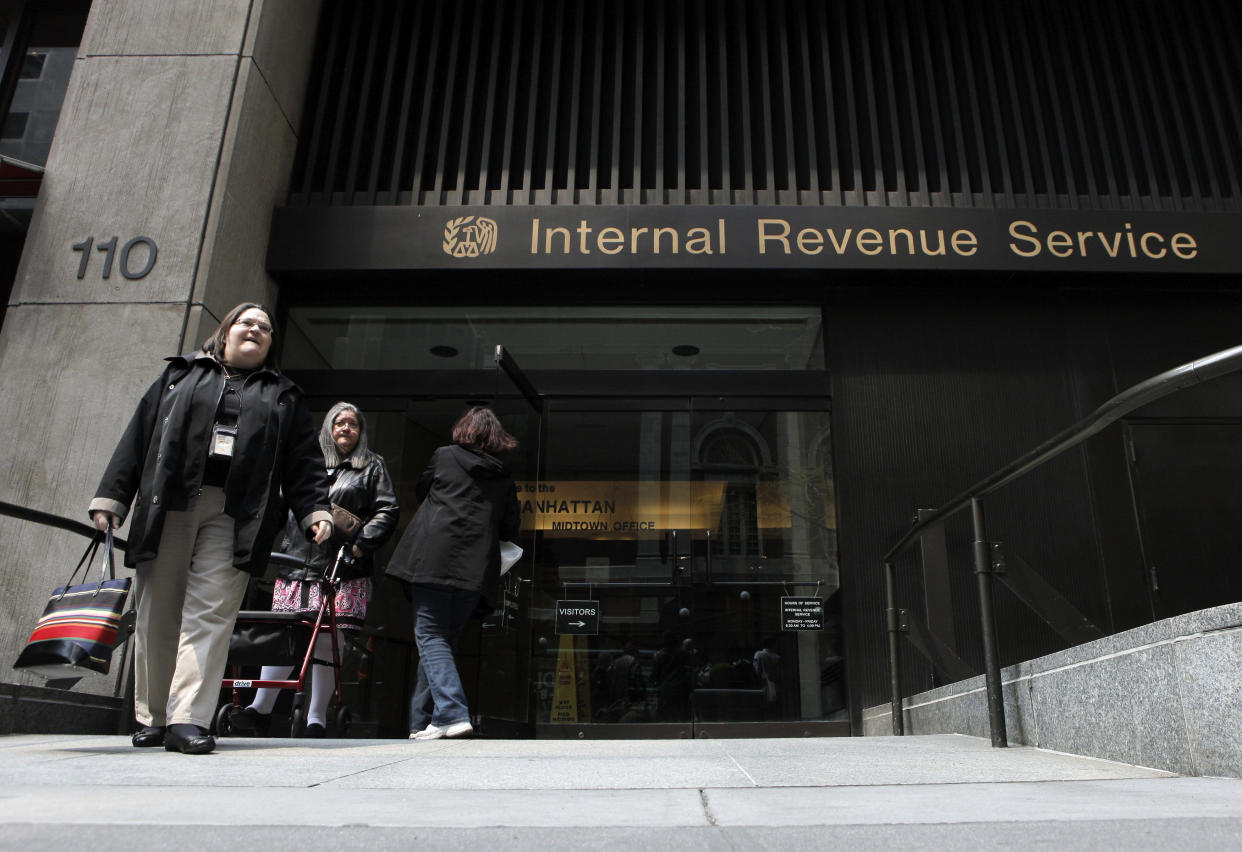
93;527;118;592
57;532;104;599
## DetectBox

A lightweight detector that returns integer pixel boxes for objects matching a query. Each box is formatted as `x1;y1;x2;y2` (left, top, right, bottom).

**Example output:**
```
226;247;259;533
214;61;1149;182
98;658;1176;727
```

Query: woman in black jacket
89;303;332;755
386;406;521;740
231;402;399;737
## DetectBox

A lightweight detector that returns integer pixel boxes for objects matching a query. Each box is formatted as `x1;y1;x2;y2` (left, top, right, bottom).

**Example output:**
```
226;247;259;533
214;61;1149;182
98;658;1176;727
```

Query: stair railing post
971;497;1008;747
884;558;904;735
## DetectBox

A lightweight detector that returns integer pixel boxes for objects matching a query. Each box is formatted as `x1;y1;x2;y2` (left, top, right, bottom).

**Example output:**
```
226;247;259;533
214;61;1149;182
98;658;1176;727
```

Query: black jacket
278;451;399;582
385;444;520;600
90;352;330;574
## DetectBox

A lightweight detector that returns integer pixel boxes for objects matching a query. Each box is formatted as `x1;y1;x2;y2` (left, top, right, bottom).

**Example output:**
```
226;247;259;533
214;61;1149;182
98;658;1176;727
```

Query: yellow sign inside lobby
516;480;791;538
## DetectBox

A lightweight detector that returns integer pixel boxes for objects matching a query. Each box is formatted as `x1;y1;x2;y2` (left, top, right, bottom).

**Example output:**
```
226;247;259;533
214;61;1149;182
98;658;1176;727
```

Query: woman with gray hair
231;402;399;737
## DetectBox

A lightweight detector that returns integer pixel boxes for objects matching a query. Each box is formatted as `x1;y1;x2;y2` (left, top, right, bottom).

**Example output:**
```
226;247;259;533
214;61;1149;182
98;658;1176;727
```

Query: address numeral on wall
72;236;159;280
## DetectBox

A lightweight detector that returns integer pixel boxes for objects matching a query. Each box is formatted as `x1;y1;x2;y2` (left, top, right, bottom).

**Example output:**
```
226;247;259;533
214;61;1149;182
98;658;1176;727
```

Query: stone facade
864;603;1242;777
0;0;320;698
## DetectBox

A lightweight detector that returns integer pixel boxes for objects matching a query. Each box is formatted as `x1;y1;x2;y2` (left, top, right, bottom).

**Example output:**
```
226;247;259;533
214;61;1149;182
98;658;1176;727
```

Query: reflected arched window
695;422;768;561
701;430;761;470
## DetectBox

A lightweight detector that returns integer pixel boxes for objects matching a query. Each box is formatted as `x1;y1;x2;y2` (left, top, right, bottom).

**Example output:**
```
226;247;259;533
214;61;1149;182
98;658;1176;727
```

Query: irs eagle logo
442;216;498;258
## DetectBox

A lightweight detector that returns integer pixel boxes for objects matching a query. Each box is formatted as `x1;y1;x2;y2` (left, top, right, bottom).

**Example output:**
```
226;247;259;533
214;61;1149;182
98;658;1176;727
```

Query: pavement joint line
7;779;1191;794
707;777;1199;791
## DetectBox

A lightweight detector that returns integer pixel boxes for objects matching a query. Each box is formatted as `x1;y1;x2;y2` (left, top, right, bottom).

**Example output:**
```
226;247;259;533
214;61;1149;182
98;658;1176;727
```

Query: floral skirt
272;576;369;630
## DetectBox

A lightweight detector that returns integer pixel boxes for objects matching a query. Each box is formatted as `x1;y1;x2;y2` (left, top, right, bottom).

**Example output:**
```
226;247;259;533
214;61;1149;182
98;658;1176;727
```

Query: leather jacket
277;450;399;582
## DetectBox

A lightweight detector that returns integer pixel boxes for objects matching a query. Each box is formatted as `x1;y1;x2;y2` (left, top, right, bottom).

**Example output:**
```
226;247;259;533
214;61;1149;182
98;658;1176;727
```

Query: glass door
685;402;846;735
461;347;543;736
529;398;846;738
282;302;838;737
292;348;543;738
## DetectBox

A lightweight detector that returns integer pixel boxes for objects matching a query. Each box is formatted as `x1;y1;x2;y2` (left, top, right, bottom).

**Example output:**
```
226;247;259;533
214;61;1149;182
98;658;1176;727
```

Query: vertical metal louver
288;0;1242;210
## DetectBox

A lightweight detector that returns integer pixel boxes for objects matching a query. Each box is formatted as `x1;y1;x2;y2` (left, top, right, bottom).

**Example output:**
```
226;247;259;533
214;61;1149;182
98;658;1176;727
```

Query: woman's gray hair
320;401;373;469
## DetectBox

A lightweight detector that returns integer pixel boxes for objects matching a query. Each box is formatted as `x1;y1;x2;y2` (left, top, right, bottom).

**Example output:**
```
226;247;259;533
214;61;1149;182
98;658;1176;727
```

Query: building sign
269;205;1242;274
781;596;825;631
514;480;791;537
555;600;600;635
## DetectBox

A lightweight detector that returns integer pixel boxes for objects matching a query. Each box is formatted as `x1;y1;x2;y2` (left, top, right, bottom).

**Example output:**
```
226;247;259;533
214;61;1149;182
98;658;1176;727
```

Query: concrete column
0;0;320;698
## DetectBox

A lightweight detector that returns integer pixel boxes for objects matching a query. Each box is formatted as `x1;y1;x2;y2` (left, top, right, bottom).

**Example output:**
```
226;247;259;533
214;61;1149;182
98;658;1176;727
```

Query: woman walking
386;406;520;740
89;303;332;754
230;402;399;737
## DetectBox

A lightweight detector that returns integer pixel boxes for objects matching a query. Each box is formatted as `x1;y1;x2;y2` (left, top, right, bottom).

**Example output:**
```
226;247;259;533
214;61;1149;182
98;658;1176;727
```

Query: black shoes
131;725;166;748
227;706;272;736
303;723;326;738
164;724;215;755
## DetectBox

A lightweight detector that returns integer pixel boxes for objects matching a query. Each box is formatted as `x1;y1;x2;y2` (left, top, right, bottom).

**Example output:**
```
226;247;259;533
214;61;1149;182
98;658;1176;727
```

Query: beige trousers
132;486;249;728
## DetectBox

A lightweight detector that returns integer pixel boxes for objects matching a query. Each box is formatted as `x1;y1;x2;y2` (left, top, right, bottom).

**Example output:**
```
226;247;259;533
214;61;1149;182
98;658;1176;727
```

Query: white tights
247;631;341;728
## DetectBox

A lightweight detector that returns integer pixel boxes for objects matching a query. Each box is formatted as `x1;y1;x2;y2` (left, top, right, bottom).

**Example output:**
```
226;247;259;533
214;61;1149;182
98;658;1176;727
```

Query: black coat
385;444;520;600
278;451;399;582
91;352;329;574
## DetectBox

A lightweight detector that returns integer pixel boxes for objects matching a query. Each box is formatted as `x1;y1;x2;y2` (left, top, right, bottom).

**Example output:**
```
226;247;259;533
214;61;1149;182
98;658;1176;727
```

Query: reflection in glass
530;405;844;726
0;11;87;167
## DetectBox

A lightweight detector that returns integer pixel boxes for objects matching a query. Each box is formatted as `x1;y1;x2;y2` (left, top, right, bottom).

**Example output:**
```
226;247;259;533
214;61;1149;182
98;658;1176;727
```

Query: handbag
13;528;132;679
330;502;363;543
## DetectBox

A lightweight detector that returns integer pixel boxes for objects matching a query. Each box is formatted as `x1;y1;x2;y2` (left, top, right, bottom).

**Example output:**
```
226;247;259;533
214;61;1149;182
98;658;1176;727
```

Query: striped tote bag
13;528;131;679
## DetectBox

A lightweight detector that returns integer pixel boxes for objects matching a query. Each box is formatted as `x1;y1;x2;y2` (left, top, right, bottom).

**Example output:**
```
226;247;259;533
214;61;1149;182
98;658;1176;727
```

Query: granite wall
863;603;1242;777
1;0;320;702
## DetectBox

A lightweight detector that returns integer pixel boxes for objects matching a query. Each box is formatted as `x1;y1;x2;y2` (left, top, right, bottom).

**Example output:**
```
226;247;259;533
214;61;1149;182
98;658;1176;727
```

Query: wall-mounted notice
781;596;824;631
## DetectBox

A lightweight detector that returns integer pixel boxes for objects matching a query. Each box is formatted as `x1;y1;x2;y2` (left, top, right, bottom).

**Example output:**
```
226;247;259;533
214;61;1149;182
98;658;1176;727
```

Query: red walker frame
216;546;350;737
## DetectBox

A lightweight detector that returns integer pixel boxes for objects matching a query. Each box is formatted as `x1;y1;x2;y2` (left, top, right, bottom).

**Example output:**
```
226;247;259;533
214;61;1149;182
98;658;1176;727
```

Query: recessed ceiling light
672;344;700;357
430;345;459;358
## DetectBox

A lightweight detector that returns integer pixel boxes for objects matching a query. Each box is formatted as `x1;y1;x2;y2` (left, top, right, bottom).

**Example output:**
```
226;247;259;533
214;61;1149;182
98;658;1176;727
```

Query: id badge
210;424;237;459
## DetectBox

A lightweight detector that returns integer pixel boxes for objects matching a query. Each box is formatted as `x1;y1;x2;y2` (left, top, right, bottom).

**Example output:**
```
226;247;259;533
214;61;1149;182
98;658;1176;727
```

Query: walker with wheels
215;546;352;737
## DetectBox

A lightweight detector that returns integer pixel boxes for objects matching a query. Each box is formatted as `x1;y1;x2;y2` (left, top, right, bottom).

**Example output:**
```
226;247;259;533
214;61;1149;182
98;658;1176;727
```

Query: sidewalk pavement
2;732;1241;850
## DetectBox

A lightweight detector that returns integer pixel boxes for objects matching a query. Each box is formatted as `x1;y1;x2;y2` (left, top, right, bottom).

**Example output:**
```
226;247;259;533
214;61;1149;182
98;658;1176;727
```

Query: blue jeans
408;583;480;731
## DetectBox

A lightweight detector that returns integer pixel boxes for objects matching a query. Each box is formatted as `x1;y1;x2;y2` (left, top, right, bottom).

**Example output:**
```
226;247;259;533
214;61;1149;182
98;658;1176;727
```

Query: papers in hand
499;540;523;575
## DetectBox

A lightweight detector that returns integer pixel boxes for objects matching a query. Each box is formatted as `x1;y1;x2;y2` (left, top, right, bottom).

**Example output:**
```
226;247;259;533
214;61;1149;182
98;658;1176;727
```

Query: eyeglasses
233;318;273;335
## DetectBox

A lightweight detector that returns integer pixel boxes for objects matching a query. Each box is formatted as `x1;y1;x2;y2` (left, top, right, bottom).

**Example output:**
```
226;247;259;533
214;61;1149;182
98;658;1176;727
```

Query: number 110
72;235;159;280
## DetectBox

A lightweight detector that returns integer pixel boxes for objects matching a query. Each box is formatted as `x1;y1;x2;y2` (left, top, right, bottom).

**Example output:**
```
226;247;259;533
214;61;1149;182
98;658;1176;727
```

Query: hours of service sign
781;596;825;631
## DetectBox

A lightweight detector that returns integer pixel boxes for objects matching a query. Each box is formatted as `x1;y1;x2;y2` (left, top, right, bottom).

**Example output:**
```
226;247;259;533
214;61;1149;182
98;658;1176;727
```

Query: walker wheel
290;705;306;738
214;703;233;737
334;705;352;738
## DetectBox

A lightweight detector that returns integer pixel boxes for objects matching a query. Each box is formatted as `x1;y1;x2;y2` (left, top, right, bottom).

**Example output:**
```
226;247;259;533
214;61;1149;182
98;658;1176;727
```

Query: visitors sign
555;600;600;635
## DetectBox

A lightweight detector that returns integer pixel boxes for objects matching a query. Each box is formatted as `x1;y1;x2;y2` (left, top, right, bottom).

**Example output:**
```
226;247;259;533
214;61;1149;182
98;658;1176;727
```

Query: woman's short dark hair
202;302;278;369
452;406;518;454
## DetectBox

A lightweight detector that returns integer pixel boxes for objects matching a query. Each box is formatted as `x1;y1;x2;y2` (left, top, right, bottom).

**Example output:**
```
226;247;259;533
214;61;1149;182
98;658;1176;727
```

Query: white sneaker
444;720;473;738
412;720;473;740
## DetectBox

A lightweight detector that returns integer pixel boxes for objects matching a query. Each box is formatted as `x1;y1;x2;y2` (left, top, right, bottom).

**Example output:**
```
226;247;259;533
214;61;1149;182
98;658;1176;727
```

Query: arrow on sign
568;620;586;627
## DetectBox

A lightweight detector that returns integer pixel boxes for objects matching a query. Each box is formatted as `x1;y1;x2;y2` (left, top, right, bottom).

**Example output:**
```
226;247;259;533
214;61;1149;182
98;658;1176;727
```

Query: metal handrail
0;500;124;545
882;343;1242;747
0;500;304;569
